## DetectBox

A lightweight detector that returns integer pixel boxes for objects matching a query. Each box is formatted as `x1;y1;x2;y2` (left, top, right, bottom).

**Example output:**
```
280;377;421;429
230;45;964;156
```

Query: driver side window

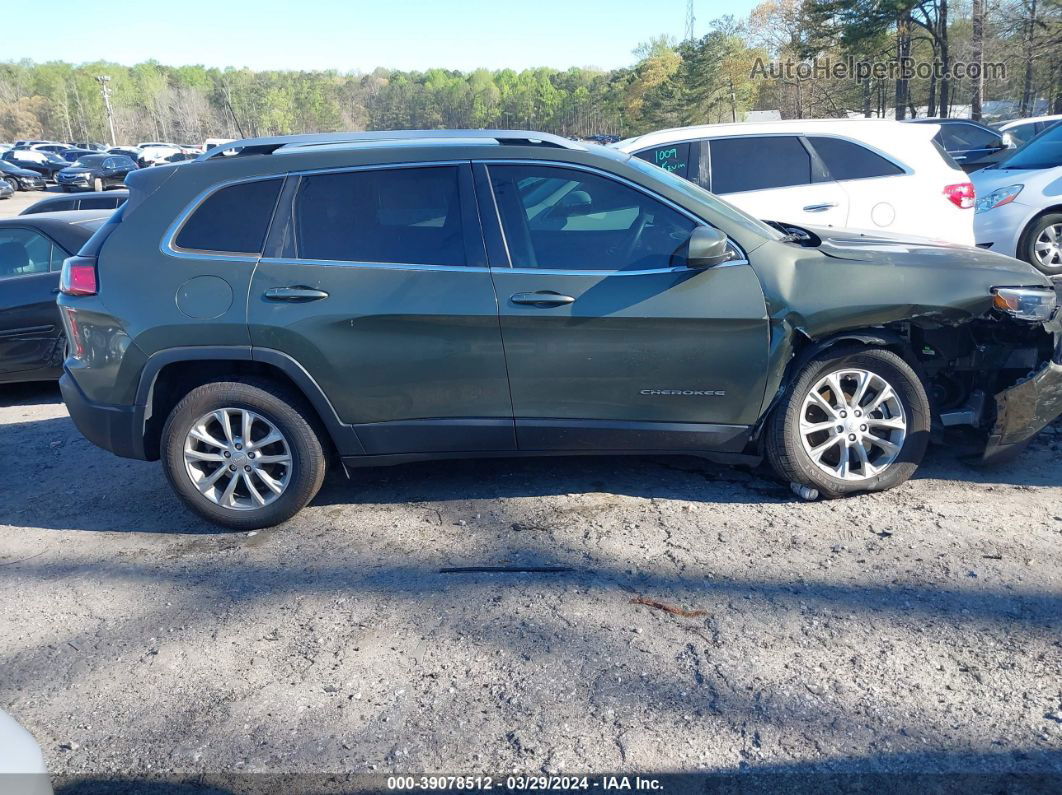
488;164;698;271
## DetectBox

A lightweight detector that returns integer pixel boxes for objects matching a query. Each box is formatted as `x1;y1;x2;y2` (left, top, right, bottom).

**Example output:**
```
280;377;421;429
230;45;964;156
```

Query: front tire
766;347;930;498
161;380;327;530
1020;212;1062;274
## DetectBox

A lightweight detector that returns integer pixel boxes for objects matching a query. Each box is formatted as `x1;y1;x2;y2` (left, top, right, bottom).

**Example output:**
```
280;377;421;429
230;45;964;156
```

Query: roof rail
196;129;584;161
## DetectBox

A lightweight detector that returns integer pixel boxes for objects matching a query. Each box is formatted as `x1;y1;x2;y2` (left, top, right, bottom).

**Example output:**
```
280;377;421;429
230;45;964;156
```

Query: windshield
624;154;784;241
997;123;1062;169
74;155;107;168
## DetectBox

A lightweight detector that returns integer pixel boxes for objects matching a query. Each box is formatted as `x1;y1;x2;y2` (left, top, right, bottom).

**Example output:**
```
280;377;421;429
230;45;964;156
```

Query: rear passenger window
807;137;904;180
709;136;811;193
175;178;282;254
79;196;122;210
633;142;691;179
293;166;465;266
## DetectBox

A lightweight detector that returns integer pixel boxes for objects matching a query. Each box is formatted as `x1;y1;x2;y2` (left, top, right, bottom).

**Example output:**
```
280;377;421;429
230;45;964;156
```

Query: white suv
614;119;975;246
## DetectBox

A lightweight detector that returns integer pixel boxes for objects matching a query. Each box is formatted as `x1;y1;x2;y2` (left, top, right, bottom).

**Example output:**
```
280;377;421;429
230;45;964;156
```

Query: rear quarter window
174;178;282;254
807;136;904;180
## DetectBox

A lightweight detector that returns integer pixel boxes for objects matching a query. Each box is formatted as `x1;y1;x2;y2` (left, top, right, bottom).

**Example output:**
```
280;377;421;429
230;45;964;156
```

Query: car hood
59;167;93;175
4;166;40;177
809;225;1047;283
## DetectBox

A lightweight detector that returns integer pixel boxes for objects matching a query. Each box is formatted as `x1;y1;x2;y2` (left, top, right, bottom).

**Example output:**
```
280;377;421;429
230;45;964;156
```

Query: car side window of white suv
707;136;816;194
805;136;905;181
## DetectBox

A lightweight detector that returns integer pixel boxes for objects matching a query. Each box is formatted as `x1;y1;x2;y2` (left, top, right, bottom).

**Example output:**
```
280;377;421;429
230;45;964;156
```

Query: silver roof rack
197;129;584;161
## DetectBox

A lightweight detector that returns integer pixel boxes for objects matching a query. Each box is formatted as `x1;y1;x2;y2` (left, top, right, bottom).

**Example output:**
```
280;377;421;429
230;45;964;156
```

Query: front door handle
510;291;576;307
802;202;837;213
263;286;329;302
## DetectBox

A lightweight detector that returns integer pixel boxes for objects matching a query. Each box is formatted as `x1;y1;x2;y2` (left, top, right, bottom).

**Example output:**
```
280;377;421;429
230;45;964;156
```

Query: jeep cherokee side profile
57;130;1062;530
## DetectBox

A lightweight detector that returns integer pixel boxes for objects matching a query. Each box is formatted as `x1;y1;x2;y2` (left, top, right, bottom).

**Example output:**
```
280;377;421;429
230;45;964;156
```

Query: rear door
804;136;908;234
248;163;514;455
705;135;850;228
0;227;67;377
480;161;769;453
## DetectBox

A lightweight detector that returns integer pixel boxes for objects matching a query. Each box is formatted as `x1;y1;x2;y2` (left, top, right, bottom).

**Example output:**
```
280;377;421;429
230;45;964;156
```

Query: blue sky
17;0;760;72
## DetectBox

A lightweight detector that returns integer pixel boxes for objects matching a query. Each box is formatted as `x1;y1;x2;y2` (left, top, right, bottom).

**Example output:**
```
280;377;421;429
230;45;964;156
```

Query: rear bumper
59;369;147;460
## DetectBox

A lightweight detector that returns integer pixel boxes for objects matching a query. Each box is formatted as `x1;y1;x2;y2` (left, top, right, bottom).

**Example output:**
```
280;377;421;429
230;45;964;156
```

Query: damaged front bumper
982;325;1062;464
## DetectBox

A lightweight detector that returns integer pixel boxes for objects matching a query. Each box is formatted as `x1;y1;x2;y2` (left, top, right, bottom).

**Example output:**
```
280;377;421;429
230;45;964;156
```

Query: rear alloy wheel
766;347;930;498
161;380;327;530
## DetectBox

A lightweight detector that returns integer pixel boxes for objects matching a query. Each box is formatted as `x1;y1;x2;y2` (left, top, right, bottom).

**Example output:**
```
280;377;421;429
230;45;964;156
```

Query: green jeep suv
57;130;1062;530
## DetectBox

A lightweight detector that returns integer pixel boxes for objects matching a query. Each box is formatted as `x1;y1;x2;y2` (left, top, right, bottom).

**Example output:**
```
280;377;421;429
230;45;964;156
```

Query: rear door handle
263;286;329;302
510;292;576;307
802;202;837;212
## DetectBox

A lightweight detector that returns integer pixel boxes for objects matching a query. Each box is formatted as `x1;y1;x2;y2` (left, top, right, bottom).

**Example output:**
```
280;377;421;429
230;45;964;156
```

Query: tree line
1;0;1059;145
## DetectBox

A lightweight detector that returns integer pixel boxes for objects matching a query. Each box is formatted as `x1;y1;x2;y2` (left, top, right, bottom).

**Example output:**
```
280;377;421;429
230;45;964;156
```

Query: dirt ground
1;379;1060;791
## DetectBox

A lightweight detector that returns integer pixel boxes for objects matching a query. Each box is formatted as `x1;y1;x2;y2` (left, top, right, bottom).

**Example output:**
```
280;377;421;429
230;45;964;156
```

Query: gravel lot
1;380;1061;791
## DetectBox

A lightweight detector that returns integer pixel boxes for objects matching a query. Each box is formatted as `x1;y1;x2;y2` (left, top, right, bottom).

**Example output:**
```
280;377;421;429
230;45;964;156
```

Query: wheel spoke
826;373;846;406
834;441;850;478
184;449;225;462
854;441;876;477
243;471;266;506
241;410;253;443
214;410;234;444
254;453;292;465
865;387;895;414
189;426;226;449
196;464;229;493
219;469;240;507
809;434;841;462
809;390;839;417
866;433;900;456
867;416;905;430
247;431;283;451
800;419;836;434
254;468;285;495
851;371;871;408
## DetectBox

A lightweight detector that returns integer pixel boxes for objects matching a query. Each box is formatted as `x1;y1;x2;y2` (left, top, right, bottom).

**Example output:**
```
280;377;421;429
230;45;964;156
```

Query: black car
1;150;69;181
59;147;102;163
70;141;107;151
0;159;46;190
56;154;137;192
906;118;1011;172
0;178;13;199
0;211;108;384
19;190;128;215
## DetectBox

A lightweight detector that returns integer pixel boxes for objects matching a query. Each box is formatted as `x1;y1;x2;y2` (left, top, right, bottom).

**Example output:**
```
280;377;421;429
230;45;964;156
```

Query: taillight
60;255;98;296
944;182;975;209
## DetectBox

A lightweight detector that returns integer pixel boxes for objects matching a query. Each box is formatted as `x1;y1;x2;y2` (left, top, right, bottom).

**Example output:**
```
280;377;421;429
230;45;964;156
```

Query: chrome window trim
162;161;469;264
475;158;748;271
257;257;487;273
161;174;285;262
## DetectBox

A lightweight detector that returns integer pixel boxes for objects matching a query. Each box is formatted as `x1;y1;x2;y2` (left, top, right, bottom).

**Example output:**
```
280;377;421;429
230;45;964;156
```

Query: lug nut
235;443;243;450
244;465;251;472
839;411;847;418
848;433;857;441
247;452;255;459
836;426;844;433
228;464;236;471
223;451;231;458
854;410;862;417
860;424;867;432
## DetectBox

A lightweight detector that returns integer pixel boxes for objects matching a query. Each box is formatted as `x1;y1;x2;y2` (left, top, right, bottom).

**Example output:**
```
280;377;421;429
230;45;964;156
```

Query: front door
0;227;66;378
479;162;769;453
248;163;514;455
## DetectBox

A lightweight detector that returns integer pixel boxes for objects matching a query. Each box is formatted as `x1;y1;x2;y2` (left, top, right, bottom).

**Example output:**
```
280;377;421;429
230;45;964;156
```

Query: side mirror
686;226;732;269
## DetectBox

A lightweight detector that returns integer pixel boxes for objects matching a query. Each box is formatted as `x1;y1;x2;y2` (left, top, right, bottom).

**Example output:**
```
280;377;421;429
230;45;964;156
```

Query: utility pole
685;0;695;43
96;75;116;146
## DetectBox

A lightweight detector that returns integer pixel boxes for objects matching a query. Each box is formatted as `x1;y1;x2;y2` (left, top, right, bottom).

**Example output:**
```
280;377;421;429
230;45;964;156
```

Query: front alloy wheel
799;369;907;481
766;347;929;498
1032;222;1062;271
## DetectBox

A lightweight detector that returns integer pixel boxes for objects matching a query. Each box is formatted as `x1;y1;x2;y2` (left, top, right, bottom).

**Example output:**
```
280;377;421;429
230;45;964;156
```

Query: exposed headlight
975;184;1023;214
992;287;1057;321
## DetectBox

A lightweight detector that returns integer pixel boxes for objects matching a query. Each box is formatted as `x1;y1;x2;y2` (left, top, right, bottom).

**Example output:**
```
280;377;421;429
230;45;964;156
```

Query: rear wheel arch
139;349;360;461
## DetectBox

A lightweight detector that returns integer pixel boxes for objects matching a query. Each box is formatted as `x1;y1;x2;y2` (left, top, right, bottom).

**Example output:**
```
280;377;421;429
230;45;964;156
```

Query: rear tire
161;380;327;530
766;347;930;499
